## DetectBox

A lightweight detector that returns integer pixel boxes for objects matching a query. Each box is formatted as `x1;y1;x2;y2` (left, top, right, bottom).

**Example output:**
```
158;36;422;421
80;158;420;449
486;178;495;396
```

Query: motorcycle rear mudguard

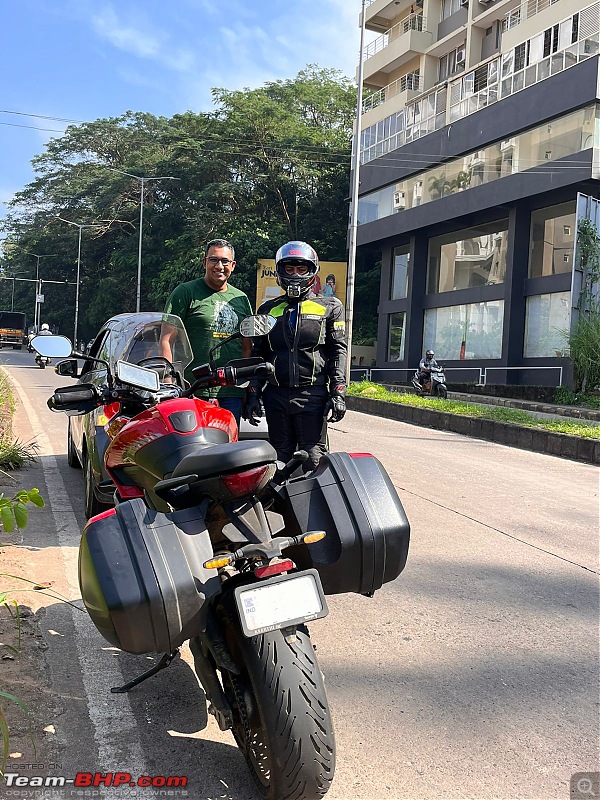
79;499;221;654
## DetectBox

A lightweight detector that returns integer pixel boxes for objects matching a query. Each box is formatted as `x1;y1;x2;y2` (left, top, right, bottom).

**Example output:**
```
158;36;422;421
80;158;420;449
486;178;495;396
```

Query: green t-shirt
164;278;252;397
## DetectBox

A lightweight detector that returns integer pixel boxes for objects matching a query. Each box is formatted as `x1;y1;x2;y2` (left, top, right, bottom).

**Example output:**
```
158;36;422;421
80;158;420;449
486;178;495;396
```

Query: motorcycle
35;353;51;369
31;315;410;800
411;364;448;399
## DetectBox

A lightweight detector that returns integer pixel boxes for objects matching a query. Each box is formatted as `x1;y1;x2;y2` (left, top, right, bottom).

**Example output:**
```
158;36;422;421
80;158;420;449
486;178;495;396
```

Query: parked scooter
411;364;448;398
32;316;410;800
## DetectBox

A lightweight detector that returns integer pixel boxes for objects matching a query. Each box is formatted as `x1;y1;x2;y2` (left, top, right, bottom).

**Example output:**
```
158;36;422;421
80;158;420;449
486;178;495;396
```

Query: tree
1;67;357;339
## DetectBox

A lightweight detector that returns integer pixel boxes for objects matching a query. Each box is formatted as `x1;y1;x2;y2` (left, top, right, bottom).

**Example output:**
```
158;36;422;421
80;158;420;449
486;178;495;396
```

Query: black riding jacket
254;292;347;392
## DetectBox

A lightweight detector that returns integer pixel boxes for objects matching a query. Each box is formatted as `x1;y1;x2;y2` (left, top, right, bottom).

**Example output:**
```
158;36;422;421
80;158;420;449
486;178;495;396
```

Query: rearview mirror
55;359;79;379
239;315;276;338
30;335;73;359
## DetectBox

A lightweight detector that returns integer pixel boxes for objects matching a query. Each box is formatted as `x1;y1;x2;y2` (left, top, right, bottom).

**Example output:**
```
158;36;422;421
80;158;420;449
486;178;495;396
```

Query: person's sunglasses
206;257;233;266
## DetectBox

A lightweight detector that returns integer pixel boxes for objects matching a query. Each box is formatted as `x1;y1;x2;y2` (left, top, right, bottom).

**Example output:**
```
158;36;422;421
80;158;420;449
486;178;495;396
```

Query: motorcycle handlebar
187;360;274;395
229;362;274;383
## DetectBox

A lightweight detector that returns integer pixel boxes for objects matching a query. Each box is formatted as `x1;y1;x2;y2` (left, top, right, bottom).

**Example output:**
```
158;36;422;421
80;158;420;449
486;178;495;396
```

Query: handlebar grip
231;362;274;383
48;385;99;412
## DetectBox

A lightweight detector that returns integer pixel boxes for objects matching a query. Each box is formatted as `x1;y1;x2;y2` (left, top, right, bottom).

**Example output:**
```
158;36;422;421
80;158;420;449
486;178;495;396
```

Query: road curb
346;396;600;466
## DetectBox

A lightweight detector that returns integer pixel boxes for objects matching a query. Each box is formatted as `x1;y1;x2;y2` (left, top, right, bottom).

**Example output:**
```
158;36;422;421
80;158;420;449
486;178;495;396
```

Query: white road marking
6;369;158;792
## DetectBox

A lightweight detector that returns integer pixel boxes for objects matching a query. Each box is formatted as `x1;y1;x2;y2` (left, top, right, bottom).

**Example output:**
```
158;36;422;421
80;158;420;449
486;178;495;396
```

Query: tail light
220;464;275;498
254;559;295;579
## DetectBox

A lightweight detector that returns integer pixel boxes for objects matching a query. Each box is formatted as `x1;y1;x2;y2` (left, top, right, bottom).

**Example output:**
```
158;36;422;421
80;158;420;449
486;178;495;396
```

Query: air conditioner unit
500;137;516;151
393;190;406;210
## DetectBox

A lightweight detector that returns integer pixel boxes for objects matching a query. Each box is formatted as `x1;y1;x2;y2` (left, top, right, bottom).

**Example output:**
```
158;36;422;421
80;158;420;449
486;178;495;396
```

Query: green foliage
568;218;600;392
347;381;600;438
554;385;600;409
0;489;45;533
1;67;355;339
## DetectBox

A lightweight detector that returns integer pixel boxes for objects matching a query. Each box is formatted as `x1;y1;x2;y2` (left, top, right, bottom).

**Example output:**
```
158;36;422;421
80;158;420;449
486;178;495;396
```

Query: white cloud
90;4;196;72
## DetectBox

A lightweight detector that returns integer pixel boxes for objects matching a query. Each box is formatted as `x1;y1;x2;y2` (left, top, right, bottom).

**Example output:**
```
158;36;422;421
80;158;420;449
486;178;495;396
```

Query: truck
0;311;27;349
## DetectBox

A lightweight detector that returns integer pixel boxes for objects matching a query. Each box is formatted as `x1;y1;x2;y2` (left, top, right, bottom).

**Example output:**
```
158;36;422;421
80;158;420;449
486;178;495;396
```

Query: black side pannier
79;499;220;654
277;452;410;596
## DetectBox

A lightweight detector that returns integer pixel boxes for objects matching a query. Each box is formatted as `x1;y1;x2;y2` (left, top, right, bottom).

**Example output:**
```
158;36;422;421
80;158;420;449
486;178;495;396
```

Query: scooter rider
244;241;347;471
418;349;439;386
38;323;52;335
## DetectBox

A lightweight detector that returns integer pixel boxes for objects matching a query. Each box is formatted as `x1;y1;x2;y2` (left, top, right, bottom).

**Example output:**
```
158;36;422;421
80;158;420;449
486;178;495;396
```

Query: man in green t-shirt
161;238;252;425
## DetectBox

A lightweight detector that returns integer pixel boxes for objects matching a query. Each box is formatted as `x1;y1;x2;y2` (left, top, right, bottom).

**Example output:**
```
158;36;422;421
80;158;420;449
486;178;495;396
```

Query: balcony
362;73;422;127
362;14;433;83
365;0;420;33
502;0;562;30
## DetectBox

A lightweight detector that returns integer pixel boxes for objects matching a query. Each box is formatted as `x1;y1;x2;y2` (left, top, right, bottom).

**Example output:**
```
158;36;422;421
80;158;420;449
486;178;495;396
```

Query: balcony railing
363;14;426;59
362;73;422;112
502;0;562;30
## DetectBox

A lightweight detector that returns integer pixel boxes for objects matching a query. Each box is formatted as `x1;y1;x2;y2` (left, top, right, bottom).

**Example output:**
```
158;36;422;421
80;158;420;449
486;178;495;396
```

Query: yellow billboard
256;260;347;311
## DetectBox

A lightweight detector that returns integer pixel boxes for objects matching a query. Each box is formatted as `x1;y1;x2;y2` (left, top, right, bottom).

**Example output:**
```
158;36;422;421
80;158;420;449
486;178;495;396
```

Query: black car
66;311;267;518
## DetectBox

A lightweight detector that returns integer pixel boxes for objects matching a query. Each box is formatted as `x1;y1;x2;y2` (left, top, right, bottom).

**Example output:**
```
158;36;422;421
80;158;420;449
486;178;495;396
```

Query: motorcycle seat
171;439;277;480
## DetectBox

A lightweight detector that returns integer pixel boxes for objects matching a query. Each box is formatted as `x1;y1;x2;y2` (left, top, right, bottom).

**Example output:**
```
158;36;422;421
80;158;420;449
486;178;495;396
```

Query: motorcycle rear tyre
220;610;335;800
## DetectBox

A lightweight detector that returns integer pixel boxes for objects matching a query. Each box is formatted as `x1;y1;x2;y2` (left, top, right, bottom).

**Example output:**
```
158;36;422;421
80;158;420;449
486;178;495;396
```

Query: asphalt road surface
1;347;598;800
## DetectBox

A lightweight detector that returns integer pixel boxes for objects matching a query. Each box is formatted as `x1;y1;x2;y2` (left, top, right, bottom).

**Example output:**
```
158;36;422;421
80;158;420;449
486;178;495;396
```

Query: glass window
529;202;576;278
524;292;570;356
427;221;509;293
423;301;504;359
387;313;406;361
359;105;595;222
391;247;410;299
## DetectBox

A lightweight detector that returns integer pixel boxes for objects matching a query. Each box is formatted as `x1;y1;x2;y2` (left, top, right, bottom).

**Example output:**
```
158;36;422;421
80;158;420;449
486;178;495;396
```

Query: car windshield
121;313;193;377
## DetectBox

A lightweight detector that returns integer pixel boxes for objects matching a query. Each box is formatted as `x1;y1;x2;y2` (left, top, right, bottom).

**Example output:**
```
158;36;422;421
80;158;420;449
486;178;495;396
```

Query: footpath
346;388;600;466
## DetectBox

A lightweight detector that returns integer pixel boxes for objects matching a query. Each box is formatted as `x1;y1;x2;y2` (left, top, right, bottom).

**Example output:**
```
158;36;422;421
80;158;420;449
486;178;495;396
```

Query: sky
0;0;371;224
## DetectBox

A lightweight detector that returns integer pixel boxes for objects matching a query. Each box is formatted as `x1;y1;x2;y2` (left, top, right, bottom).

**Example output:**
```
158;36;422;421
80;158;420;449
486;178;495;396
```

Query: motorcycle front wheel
218;604;335;800
435;384;448;399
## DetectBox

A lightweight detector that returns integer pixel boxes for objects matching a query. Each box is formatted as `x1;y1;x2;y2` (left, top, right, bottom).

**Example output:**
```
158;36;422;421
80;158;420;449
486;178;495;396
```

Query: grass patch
348;381;600;439
0;374;38;470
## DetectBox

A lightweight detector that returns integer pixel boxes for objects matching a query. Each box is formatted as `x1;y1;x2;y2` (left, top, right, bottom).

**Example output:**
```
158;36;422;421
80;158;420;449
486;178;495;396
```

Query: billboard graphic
256;260;347;311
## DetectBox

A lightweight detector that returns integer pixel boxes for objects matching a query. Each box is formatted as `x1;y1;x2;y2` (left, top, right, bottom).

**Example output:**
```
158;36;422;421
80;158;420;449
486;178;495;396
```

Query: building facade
355;0;600;386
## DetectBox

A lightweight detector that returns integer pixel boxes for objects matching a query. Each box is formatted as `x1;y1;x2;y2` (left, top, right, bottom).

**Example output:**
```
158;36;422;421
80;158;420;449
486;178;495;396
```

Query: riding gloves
325;385;347;423
243;388;263;426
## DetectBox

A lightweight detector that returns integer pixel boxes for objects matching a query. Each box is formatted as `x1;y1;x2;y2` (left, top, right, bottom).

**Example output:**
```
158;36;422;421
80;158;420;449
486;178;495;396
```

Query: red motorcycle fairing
104;397;238;497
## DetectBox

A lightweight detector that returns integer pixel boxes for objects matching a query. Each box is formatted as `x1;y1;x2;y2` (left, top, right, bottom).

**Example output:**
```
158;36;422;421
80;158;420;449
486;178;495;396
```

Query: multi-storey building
354;0;600;386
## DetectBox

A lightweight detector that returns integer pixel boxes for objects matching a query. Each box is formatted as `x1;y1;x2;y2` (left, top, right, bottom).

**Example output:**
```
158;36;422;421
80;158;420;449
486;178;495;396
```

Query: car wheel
83;450;106;519
67;420;81;469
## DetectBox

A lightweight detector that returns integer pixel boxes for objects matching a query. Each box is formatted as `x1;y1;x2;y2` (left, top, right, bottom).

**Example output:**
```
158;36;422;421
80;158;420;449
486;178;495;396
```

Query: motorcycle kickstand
110;650;180;693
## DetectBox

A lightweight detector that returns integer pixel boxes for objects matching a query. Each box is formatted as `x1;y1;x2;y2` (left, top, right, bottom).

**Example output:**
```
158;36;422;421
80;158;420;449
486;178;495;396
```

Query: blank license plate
234;570;328;637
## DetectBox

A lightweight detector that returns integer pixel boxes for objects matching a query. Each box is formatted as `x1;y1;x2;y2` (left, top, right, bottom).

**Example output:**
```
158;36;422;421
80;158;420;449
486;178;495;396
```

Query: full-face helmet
275;241;319;299
425;349;434;359
41;323;50;331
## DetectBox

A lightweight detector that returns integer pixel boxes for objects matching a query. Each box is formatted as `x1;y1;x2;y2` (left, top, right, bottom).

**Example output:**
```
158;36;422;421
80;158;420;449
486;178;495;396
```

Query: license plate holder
234;570;328;637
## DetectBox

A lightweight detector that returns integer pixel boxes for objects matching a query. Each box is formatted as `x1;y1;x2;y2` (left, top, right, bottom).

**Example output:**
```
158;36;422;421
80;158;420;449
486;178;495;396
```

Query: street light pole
346;0;367;384
22;252;57;332
56;217;102;345
102;168;179;312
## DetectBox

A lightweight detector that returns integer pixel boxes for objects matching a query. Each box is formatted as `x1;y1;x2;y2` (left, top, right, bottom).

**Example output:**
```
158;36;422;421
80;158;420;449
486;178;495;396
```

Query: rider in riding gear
39;323;52;336
244;241;347;471
418;349;439;386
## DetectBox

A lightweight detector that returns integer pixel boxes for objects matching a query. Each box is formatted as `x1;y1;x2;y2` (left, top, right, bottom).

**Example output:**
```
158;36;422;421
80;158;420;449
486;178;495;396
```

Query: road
1;347;598;800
